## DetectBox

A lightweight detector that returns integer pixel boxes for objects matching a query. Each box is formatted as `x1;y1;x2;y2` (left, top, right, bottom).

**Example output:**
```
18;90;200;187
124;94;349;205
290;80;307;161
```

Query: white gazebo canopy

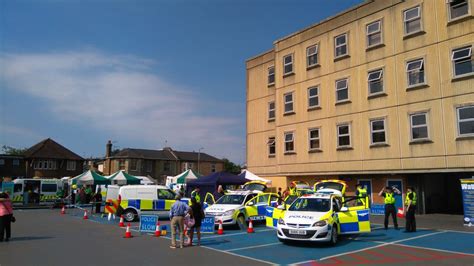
240;170;272;185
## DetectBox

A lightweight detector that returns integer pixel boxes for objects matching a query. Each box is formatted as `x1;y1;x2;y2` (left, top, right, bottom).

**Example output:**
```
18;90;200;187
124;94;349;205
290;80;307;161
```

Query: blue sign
200;216;215;234
370;204;385;215
139;214;159;233
461;179;474;226
0;182;14;196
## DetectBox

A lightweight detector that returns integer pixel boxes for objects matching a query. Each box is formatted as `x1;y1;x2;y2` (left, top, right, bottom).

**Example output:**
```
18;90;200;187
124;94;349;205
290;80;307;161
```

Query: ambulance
276;193;370;245
11;178;64;206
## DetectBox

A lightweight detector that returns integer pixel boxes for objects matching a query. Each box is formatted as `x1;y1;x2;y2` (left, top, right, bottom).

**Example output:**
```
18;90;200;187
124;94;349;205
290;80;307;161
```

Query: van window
14;184;23;193
158;189;175;200
41;184;57;193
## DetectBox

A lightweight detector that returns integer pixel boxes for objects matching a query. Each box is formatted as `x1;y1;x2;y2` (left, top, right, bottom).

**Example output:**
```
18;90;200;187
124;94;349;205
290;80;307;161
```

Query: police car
204;191;279;227
276;193;370;245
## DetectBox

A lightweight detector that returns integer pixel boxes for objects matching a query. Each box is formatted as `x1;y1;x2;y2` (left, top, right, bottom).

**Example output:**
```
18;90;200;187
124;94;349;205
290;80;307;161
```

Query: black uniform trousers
405;205;416;232
384;204;398;229
0;214;12;241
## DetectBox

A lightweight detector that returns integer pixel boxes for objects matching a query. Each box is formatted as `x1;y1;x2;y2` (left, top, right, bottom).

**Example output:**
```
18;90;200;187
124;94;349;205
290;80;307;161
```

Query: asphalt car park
2;208;474;266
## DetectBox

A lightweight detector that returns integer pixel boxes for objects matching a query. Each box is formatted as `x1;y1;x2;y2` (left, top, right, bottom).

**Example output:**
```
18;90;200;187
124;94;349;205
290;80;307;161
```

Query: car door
204;192;215;206
245;193;275;221
156;188;176;211
337;197;371;235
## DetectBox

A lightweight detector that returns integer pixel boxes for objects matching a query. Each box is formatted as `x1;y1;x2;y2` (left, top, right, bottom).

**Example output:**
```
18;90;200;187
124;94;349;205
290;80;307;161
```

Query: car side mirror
277;205;285;210
247;201;255;206
340;206;348;212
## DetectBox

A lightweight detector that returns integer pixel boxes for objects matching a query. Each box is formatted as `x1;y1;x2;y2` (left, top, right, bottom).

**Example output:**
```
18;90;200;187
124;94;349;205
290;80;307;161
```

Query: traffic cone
119;215;125;227
247;218;255;233
124;223;132;238
217;220;224;235
154;221;161;237
83;210;88;220
61;205;66;215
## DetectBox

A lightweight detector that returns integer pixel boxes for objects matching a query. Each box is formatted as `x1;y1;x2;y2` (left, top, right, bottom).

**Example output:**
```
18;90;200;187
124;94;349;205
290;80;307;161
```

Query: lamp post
197;147;204;175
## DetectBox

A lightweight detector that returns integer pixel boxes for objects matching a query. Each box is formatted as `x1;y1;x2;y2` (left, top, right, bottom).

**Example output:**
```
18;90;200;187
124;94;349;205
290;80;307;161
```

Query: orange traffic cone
119;215;125;227
154;221;161;237
124;223;132;238
247;218;255;233
217;220;224;235
83;210;88;220
61;205;66;215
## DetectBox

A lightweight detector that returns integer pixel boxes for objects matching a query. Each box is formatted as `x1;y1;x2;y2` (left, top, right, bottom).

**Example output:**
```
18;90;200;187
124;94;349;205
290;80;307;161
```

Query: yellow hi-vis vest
405;192;417;206
384;192;395;205
357;188;367;204
191;190;201;203
289;187;296;196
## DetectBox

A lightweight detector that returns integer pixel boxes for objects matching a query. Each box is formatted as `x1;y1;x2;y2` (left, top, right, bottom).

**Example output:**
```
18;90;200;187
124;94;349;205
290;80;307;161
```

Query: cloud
0;50;245;163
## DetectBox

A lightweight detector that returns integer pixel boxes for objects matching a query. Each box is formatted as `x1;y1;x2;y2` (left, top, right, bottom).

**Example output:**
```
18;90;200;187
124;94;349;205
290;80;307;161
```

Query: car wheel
237;215;247;230
330;226;338;246
123;209;137;222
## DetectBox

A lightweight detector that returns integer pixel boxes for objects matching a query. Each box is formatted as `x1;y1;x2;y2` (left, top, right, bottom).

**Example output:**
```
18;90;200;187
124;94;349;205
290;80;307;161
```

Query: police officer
289;182;297;196
405;187;417;232
378;186;401;230
191;187;201;204
355;183;368;207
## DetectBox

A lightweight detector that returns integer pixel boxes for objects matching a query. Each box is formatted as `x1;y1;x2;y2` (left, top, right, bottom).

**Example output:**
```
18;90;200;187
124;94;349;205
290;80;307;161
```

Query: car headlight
223;210;234;216
312;220;327;227
278;218;286;225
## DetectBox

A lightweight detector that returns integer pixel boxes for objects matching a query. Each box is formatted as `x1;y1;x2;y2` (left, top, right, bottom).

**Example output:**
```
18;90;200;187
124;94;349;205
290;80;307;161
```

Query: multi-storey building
246;0;474;214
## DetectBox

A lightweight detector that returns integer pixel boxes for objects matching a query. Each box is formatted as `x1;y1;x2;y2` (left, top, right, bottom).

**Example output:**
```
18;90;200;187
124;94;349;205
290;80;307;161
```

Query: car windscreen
243;183;266;191
216;194;246;205
315;182;344;192
289;198;331;212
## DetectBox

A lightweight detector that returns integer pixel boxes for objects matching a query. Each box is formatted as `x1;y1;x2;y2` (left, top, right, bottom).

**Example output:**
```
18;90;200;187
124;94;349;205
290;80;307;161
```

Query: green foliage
1;145;27;156
222;158;241;175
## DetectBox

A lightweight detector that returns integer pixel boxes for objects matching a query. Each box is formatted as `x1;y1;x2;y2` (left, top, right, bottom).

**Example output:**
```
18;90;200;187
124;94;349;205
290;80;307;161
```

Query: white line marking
201;229;275;239
201;245;277;265
225;242;283;252
391;242;474;257
371;222;474;235
318;231;446;261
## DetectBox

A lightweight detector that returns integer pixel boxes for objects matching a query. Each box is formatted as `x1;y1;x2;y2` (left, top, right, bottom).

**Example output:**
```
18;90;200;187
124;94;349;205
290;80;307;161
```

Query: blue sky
0;0;363;164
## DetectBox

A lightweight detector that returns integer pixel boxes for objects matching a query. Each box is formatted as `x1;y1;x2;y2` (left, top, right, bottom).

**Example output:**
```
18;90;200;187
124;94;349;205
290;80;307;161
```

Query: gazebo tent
186;171;247;196
71;170;110;185
107;170;141;185
173;169;200;184
238;170;272;185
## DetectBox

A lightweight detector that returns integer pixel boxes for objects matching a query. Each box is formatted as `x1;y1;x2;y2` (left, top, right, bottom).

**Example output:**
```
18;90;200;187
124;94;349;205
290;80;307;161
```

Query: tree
1;145;27;156
222;158;241;175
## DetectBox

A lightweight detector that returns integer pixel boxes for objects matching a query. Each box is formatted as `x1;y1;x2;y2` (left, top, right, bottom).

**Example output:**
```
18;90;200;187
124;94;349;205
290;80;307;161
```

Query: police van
275;193;370;245
11;178;64;206
111;185;190;222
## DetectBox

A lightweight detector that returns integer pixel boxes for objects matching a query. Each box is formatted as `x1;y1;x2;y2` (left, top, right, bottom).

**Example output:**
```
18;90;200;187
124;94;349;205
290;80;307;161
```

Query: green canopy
107;170;141;185
71;170;110;185
173;169;200;184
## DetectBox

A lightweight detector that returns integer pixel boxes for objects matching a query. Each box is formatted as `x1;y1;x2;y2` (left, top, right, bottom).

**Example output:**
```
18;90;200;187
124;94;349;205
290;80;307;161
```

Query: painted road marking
225;242;283;252
201;244;277;265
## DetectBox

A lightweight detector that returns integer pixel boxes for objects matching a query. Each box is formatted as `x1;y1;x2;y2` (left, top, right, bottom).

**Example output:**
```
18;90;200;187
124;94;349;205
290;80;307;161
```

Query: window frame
334;33;349;59
268;101;276;121
366;20;383;48
403;5;423;36
406;58;426;88
284;132;295;153
409;112;430;141
268;137;276;156
283;54;294;76
66;160;76;171
268;66;275;86
308;128;321;151
367;68;384;96
370;118;388;145
451;45;473;78
0;159;4;166
337;123;352;149
12;159;20;166
447;0;471;22
307;86;320;109
335;78;349;103
211;163;216;173
306;44;319;68
456;105;474;137
283;92;294;114
130;159;138;171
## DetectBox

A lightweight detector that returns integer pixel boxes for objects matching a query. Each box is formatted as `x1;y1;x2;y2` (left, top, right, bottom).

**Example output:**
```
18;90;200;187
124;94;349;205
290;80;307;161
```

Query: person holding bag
0;192;14;242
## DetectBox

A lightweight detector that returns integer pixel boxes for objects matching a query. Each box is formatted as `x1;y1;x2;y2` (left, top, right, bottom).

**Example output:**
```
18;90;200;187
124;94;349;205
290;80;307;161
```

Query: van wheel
329;226;338;246
237;215;247;230
123;209;137;222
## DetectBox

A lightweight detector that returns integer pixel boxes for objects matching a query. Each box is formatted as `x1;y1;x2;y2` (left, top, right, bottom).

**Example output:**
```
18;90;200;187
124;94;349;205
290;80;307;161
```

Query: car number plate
289;229;306;235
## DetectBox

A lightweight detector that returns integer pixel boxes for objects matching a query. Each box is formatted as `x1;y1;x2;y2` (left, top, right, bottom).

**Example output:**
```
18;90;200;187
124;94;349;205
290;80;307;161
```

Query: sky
0;0;363;165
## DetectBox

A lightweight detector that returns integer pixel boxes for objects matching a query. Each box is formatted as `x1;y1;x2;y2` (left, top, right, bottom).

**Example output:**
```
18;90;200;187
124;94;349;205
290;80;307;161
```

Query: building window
268;66;275;85
370;119;387;145
457;105;474;137
146;160;152;172
283;54;293;75
308;128;321;151
0;159;4;166
268;101;275;121
66;160;76;171
284;92;294;114
184;162;193;170
284;132;295;153
406;58;425;87
308;86;319;109
130;159;137;171
404;6;422;35
448;0;469;21
268;137;276;156
334;33;348;58
119;160;126;170
452;46;473;77
335;78;349;102
337;124;351;148
34;160;57;170
366;20;382;47
410;112;429;141
211;164;216;173
307;44;319;68
12;159;20;166
164;162;171;172
368;69;384;95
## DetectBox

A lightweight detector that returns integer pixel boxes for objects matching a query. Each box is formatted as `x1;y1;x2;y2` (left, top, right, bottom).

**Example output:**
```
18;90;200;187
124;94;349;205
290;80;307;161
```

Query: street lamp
197;147;204;175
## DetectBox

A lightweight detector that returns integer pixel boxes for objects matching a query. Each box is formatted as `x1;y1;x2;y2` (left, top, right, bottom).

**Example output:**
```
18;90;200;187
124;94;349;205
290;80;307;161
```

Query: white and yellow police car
276;193;370;245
